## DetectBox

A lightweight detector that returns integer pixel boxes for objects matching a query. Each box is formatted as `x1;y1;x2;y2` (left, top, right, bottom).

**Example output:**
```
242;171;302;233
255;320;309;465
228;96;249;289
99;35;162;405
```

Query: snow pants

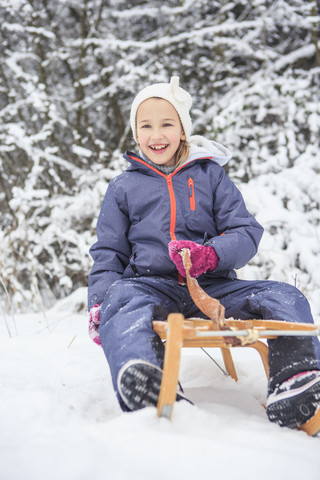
99;276;320;405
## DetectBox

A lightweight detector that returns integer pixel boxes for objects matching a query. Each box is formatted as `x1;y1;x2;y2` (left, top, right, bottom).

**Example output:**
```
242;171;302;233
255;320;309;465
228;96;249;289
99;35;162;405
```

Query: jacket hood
186;135;232;166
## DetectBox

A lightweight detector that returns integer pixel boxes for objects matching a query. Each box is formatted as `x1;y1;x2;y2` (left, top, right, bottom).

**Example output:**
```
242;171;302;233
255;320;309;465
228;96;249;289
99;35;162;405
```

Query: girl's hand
88;304;102;345
168;240;218;278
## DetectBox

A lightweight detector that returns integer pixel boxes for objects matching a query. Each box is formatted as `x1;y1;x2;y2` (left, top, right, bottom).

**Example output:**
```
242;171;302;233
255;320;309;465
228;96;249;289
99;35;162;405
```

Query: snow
1;2;320;475
1;290;320;480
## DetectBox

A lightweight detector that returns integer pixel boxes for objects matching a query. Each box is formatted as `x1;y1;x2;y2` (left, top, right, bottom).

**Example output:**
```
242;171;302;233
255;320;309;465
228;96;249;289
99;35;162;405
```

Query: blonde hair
175;139;190;167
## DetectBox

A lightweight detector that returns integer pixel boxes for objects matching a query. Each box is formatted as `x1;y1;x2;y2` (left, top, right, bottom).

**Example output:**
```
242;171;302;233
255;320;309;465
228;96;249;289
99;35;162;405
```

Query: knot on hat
169;76;192;108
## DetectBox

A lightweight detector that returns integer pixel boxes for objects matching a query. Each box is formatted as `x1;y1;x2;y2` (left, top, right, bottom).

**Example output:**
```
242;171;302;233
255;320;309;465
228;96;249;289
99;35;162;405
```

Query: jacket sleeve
205;168;263;272
88;180;131;309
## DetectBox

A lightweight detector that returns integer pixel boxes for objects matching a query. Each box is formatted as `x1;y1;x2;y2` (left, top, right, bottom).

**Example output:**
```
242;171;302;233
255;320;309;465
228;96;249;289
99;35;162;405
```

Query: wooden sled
152;249;320;436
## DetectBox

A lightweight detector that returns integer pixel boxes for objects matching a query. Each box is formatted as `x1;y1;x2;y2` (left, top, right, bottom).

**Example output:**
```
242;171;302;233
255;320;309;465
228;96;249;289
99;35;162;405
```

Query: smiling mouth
149;145;168;151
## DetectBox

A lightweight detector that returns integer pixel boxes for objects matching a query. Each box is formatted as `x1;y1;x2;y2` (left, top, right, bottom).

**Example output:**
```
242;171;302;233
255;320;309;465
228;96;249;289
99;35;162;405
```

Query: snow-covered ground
1;288;319;480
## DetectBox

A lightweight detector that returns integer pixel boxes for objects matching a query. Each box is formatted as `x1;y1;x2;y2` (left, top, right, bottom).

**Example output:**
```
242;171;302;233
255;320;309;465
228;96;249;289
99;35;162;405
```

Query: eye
163;122;173;127
140;124;151;129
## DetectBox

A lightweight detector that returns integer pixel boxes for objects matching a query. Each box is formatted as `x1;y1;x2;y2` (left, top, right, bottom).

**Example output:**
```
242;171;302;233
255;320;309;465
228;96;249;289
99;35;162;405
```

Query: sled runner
152;249;320;436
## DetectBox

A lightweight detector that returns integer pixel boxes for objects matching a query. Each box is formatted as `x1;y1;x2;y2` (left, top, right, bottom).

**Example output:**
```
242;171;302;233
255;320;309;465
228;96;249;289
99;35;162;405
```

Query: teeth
150;145;167;150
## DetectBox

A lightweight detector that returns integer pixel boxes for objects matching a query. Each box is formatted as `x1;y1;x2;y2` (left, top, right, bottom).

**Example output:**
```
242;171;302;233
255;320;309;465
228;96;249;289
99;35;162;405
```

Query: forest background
0;0;319;321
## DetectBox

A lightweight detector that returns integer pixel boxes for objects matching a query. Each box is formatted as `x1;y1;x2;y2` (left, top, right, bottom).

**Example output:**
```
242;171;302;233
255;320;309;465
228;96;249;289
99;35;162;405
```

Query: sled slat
157;313;184;419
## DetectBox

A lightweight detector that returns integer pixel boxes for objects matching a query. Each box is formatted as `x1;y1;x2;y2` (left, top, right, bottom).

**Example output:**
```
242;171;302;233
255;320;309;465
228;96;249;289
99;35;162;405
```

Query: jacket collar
123;136;231;174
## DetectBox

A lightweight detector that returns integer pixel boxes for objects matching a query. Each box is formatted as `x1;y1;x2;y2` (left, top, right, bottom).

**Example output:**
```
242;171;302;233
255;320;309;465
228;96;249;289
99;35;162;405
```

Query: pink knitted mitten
168;240;219;278
88;304;102;346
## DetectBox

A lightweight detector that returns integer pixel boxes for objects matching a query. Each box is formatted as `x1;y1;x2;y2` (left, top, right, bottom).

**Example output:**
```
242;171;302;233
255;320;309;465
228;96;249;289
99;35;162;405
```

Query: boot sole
118;360;192;411
266;376;320;429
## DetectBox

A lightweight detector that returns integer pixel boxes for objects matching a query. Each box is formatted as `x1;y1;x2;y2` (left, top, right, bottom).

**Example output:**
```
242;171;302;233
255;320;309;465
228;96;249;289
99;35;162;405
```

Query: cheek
170;133;182;145
136;133;145;145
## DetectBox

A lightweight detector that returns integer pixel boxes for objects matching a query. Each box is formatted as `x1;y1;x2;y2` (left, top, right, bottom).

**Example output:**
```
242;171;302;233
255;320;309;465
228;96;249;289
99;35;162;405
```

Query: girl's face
136;98;186;167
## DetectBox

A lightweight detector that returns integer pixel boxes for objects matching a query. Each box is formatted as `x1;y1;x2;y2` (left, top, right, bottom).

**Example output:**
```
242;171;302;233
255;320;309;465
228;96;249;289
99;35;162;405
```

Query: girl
88;76;320;431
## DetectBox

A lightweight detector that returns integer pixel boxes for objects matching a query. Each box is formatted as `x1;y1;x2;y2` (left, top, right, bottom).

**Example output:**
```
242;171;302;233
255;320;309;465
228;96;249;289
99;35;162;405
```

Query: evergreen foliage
0;0;319;314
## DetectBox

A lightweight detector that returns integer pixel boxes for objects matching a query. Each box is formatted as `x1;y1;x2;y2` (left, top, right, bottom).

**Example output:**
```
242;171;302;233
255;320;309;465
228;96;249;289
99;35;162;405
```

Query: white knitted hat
130;76;193;142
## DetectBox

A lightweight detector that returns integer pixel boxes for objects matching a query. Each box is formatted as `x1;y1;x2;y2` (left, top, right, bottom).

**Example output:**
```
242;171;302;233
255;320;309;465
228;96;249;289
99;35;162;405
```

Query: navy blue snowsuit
88;149;320;405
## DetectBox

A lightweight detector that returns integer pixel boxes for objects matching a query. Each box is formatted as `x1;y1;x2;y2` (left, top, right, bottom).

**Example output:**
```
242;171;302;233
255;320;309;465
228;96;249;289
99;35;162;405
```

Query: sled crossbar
153;249;320;437
195;328;320;338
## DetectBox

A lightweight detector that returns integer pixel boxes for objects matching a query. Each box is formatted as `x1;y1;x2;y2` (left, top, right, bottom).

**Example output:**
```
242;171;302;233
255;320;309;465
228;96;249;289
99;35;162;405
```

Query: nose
150;127;163;139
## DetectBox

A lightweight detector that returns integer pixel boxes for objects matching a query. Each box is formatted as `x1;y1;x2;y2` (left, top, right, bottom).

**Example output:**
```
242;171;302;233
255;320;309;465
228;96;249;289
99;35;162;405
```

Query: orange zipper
188;177;195;211
166;176;184;283
126;156;178;240
127;155;188;284
166;176;177;240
